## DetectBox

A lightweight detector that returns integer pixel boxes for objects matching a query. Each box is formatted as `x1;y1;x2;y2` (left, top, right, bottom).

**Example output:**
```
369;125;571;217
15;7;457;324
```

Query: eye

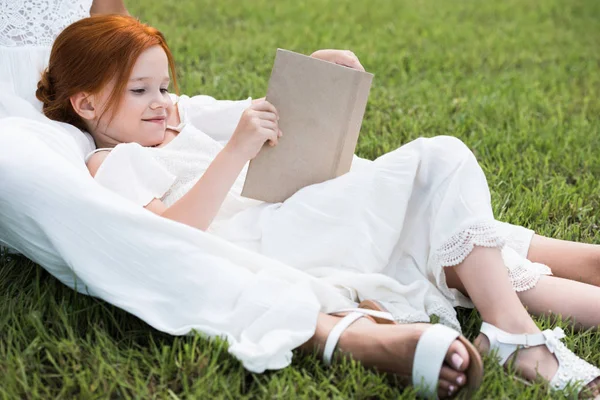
131;88;146;94
160;88;169;94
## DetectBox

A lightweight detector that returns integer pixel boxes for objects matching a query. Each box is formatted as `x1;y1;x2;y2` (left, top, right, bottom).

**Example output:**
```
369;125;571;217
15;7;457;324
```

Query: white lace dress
0;0;92;109
90;94;552;332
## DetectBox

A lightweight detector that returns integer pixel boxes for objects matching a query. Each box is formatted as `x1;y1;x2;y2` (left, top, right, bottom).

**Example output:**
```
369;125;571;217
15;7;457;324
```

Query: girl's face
92;45;173;147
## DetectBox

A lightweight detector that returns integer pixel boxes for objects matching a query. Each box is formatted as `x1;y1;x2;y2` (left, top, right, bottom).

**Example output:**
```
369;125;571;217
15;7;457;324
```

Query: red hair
36;15;179;131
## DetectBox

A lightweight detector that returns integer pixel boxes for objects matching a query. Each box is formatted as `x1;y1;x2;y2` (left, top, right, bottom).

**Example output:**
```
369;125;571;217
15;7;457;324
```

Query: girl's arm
156;100;281;230
147;146;247;230
90;0;129;15
88;100;281;231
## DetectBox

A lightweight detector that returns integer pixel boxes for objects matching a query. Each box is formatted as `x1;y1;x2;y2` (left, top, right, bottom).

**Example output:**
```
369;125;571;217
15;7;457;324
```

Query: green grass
2;0;600;398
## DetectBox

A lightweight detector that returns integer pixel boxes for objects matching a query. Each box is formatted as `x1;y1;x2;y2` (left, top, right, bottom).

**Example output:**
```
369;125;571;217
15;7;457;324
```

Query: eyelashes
130;88;170;95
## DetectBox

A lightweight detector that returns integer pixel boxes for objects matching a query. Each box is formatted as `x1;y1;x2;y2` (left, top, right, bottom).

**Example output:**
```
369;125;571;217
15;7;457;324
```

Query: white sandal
324;305;483;398
479;322;600;395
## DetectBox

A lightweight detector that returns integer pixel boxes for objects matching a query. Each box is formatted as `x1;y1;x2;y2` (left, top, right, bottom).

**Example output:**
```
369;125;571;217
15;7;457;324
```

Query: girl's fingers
255;111;278;122
260;120;278;131
266;128;279;147
252;100;279;118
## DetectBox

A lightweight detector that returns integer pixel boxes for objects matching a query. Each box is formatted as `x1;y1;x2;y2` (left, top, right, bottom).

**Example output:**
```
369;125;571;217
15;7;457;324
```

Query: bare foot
475;333;600;398
327;315;473;398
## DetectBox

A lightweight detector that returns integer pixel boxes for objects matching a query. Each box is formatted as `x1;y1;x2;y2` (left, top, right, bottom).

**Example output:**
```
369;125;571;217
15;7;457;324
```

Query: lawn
2;0;600;398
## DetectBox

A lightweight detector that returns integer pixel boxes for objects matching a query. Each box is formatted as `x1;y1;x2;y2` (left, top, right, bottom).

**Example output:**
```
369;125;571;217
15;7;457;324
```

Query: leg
516;275;600;330
298;313;472;399
448;247;539;334
446;246;600;395
527;234;600;287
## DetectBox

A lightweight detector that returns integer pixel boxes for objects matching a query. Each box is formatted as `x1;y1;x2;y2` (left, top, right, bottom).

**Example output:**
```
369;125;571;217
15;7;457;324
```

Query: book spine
331;73;360;177
333;73;373;177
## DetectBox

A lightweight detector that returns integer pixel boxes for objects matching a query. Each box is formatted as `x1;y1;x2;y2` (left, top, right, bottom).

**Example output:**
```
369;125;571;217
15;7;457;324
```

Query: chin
142;129;166;147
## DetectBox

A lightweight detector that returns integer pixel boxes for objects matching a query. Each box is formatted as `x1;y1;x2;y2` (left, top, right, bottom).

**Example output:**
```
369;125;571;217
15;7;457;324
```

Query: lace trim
433;222;550;312
507;261;552;292
435;221;505;268
426;302;462;333
0;0;92;47
368;300;461;332
391;310;462;335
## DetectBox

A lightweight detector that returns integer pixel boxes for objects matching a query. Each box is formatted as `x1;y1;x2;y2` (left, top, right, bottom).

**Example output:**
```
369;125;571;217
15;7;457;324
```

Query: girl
37;15;600;398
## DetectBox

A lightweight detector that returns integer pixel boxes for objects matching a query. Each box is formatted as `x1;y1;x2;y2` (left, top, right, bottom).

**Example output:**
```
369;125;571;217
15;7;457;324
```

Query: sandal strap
413;324;460;398
323;312;364;366
481;322;600;393
479;322;566;365
333;307;395;322
324;308;395;365
483;324;552;347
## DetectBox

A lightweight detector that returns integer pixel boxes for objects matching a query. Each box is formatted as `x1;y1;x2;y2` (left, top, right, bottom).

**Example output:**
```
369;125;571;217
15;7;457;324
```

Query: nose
150;91;170;110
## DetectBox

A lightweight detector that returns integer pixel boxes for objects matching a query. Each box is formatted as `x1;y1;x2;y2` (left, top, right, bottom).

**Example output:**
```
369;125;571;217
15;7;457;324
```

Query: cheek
122;96;148;119
113;98;146;130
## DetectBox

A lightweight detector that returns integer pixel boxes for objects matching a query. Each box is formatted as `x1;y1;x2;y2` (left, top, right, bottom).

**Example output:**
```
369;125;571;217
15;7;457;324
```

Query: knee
589;248;600;286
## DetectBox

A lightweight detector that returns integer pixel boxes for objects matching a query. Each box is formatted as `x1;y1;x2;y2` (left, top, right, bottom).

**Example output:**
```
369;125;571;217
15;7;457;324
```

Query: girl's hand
226;100;282;160
310;49;365;72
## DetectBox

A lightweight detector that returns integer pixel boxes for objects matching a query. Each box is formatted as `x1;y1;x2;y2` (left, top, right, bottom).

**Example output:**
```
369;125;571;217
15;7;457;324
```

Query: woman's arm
90;0;129;15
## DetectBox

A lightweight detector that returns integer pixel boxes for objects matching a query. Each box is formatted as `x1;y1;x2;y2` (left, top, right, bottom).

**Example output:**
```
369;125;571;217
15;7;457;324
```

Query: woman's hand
90;0;129;15
226;100;282;161
310;49;365;72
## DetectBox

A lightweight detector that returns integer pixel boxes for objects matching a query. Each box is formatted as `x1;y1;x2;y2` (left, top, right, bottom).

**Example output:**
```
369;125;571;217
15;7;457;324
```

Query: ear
70;92;97;121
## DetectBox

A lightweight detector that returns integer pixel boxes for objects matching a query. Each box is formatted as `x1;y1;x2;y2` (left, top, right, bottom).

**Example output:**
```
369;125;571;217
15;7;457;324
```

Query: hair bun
36;69;55;106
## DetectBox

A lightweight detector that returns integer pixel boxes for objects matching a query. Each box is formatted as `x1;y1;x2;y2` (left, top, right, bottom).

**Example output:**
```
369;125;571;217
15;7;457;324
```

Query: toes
437;387;449;399
445;339;470;372
437;378;459;398
440;365;467;389
583;377;600;399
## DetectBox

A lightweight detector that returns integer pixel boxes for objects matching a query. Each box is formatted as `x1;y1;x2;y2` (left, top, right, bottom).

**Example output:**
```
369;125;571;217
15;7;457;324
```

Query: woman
0;0;128;108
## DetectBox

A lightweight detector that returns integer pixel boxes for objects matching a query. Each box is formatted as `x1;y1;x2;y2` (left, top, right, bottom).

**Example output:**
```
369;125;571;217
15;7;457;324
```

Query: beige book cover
241;48;373;203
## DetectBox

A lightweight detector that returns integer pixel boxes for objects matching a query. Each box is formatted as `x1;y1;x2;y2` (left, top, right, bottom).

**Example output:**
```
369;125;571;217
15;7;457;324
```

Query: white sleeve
94;143;176;206
176;94;252;144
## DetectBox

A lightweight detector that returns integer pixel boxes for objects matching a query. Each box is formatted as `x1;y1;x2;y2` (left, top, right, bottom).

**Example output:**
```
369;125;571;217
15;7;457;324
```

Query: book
241;48;373;203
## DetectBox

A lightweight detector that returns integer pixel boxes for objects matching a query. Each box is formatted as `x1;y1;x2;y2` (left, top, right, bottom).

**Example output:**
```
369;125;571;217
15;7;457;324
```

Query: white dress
90;94;552;332
0;0;93;109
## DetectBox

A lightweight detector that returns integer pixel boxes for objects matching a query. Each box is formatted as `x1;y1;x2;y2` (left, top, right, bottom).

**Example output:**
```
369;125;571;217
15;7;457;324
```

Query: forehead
130;45;169;78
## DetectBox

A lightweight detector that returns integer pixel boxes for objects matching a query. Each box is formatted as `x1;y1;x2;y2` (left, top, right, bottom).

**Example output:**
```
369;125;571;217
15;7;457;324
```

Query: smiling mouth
143;117;166;124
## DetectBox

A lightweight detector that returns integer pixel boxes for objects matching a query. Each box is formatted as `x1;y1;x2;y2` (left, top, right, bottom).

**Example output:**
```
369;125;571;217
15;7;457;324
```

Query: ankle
337;317;381;356
483;315;540;335
299;313;346;355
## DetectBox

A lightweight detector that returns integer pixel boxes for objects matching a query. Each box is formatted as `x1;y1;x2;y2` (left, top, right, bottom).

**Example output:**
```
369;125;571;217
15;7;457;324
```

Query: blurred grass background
1;0;599;398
